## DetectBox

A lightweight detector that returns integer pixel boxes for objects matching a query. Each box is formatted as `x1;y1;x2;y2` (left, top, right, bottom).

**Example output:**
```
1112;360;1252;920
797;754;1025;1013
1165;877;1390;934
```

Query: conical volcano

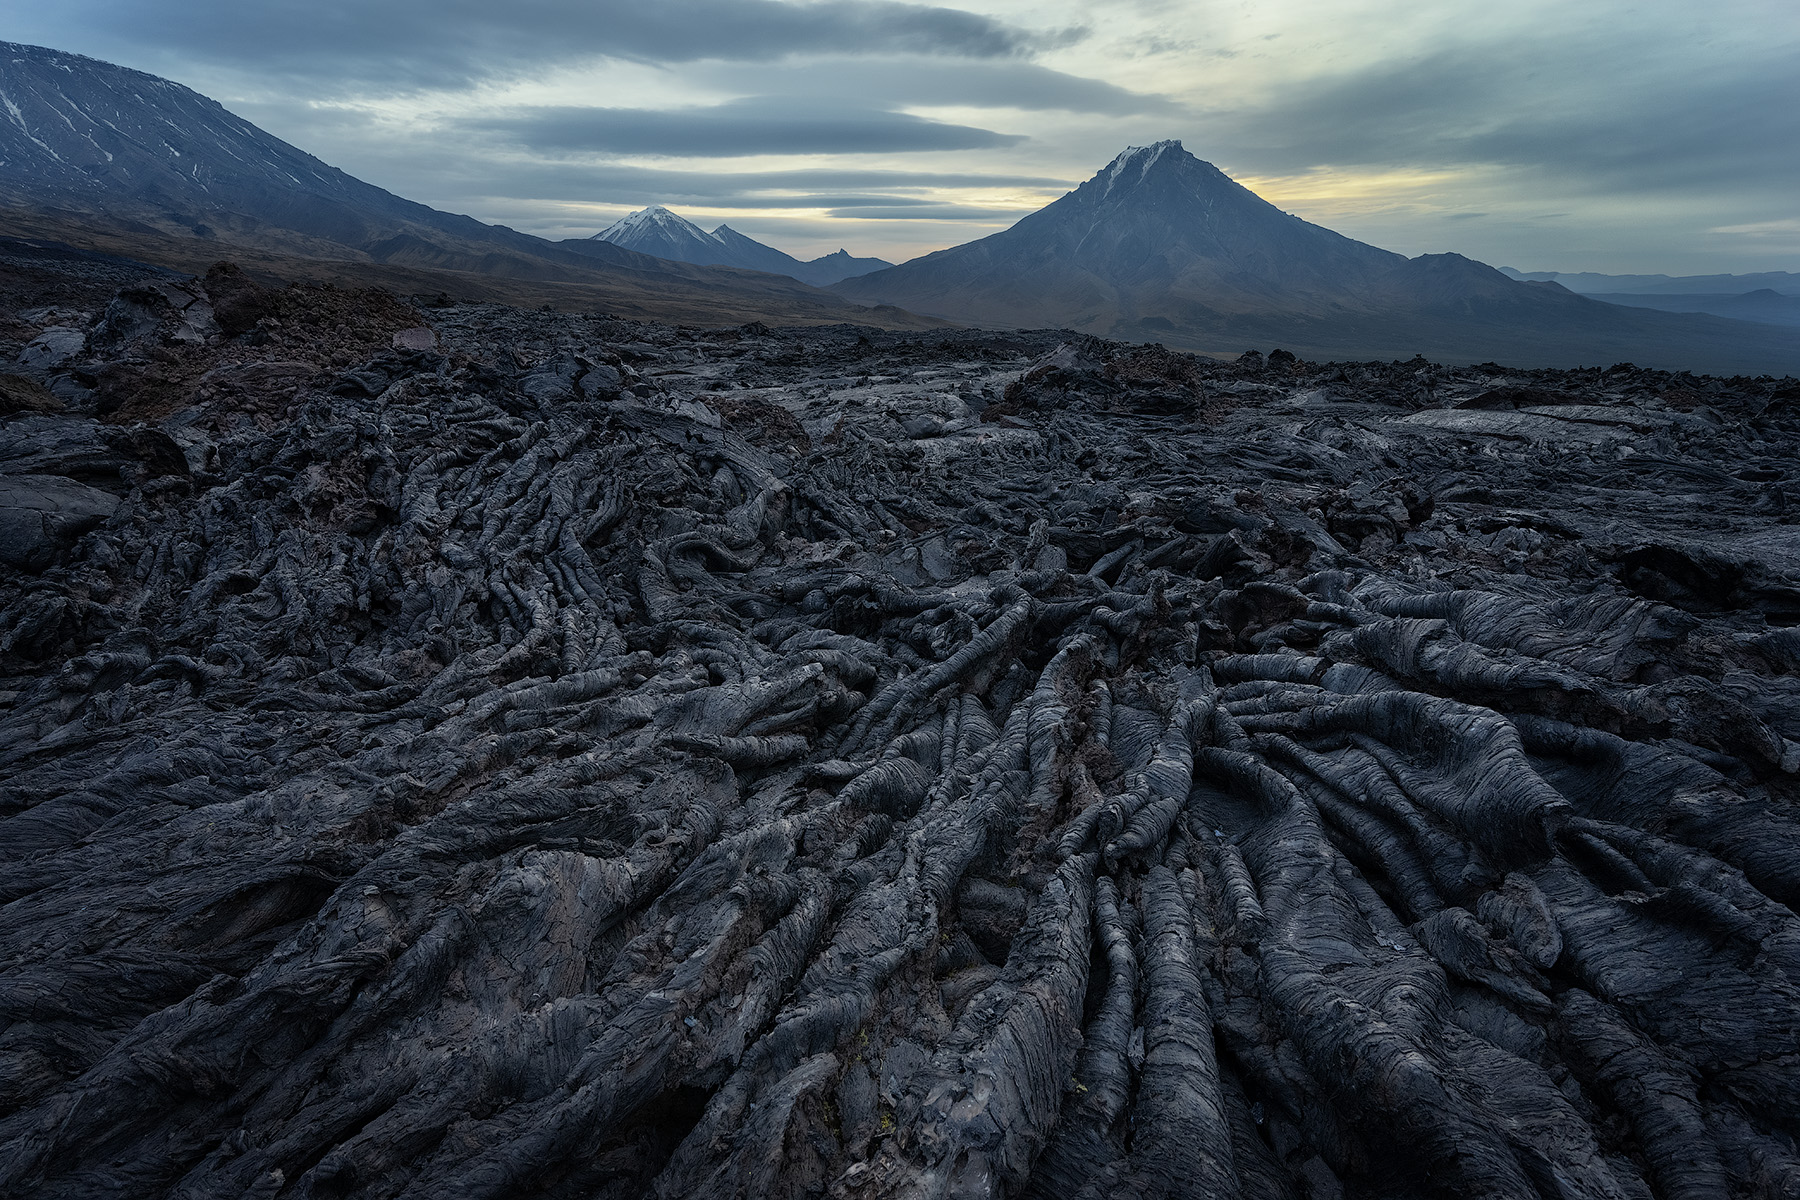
835;142;1800;372
834;141;1404;334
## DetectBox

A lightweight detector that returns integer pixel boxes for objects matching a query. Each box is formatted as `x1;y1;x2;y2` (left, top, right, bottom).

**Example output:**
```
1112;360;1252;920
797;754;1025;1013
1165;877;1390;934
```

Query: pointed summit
1094;139;1188;196
591;206;725;265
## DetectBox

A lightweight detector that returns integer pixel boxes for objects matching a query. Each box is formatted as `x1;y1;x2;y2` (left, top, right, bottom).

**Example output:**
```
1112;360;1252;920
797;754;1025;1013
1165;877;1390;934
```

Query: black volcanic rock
200;262;276;335
0;472;117;567
835;141;1800;374
3;246;1800;1198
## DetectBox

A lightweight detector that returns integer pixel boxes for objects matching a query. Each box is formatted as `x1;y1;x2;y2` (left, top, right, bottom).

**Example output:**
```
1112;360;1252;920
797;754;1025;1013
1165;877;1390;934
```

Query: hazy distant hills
1579;290;1800;329
587;206;890;287
1499;267;1800;295
0;42;940;329
1497;268;1800;328
835;142;1800;373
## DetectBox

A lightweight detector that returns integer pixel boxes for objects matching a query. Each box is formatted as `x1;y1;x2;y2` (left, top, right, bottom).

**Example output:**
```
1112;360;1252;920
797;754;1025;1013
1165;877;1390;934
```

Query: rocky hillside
3;241;1800;1198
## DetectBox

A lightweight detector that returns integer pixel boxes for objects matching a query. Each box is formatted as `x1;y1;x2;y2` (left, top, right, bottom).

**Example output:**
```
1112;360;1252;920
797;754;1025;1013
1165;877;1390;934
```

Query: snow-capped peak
591;205;717;244
1098;139;1185;197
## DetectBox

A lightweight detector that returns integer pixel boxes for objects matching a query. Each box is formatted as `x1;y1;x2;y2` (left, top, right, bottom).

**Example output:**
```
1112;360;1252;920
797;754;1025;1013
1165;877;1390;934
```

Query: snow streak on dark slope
0;41;506;249
590;205;892;287
835;142;1800;374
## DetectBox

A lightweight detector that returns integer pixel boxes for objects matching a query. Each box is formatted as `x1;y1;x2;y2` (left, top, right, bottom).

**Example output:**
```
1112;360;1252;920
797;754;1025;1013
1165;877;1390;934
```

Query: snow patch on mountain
592;205;709;245
1100;139;1182;198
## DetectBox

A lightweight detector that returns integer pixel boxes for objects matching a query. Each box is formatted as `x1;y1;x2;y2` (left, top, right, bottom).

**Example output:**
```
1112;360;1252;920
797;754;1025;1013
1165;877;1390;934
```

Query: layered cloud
1197;38;1800;198
698;59;1180;117
9;0;1796;272
22;0;1050;89
462;98;1025;157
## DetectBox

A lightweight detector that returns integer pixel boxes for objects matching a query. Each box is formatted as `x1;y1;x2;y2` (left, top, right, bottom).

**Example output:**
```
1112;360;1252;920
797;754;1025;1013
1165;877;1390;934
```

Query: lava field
3;254;1800;1199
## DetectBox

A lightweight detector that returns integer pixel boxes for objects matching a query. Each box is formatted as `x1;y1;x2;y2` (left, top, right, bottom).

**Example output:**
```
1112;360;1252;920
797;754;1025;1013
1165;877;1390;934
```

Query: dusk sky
13;0;1798;272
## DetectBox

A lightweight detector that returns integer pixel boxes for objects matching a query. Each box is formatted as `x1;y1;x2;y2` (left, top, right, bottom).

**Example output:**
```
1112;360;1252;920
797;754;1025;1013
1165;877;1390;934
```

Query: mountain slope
0;42;934;329
0;41;614;274
590;205;891;286
836;142;1800;372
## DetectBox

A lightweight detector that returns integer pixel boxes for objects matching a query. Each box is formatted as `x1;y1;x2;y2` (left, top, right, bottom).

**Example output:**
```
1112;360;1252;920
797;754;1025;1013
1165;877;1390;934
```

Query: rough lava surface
4;240;1800;1200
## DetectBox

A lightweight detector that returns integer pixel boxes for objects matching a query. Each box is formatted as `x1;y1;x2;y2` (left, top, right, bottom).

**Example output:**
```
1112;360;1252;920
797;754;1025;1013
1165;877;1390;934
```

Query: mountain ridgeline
591;206;891;287
834;142;1800;373
0;42;1796;371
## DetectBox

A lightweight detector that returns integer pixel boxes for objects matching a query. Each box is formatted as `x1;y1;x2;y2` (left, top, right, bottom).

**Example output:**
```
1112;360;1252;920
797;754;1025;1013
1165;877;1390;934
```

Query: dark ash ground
4;242;1800;1199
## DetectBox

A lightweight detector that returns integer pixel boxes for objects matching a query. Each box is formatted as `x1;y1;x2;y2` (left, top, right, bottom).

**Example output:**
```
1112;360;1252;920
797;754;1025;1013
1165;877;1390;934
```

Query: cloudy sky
13;0;1798;272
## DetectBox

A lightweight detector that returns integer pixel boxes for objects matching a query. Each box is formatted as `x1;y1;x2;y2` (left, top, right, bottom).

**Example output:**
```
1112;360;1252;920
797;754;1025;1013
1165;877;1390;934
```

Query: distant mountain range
834;142;1800;373
591;206;890;287
0;42;938;329
1579;290;1800;330
1496;268;1800;328
1498;268;1800;296
1;42;1795;372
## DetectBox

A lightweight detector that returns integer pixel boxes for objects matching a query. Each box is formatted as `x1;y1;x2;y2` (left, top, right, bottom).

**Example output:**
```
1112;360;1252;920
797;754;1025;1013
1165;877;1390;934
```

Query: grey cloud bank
8;0;1796;272
21;0;1041;89
700;59;1181;116
463;99;1026;157
1201;43;1800;196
